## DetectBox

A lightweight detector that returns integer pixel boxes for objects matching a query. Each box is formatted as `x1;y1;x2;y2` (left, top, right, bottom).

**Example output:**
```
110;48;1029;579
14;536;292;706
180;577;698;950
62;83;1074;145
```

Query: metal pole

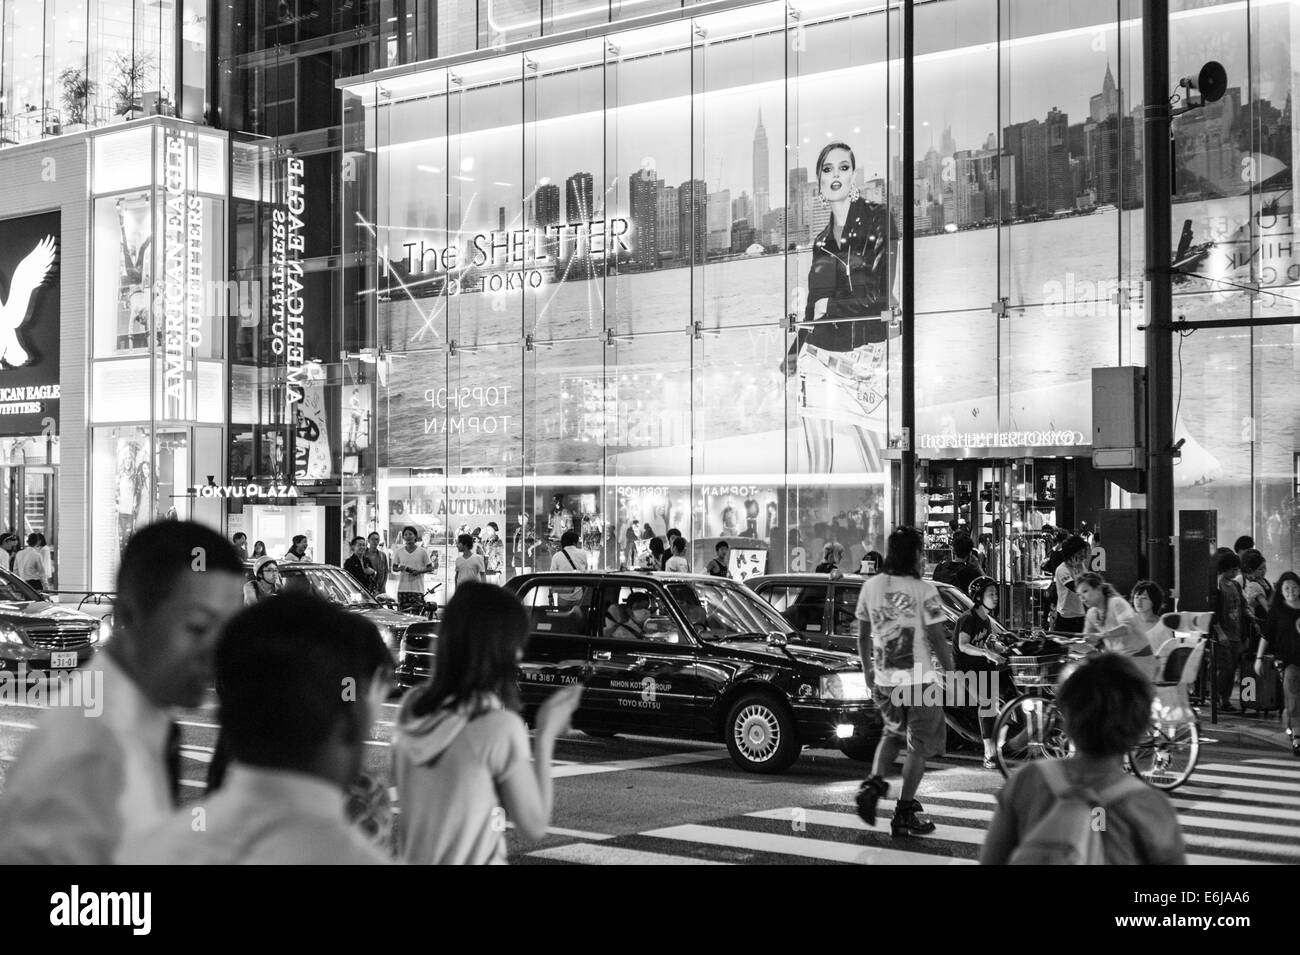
1142;0;1175;598
900;0;916;527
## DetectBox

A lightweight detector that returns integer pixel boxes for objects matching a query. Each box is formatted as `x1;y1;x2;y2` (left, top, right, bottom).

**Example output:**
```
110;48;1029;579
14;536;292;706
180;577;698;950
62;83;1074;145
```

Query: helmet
968;575;998;604
253;556;280;580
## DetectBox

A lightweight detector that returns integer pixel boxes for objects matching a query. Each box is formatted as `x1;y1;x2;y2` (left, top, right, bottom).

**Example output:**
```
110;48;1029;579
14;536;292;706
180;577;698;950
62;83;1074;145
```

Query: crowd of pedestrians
2;512;1296;866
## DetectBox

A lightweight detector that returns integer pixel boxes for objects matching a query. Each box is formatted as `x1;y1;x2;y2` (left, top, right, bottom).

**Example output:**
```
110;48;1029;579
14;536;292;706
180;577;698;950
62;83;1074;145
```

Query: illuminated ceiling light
460;156;475;172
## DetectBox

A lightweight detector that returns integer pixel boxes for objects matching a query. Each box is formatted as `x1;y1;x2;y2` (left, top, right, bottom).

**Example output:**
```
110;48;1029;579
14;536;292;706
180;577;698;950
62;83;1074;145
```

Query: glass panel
1254;324;1299;569
695;4;785;331
1172;325;1251;565
606;22;693;337
914;0;997;315
447;58;526;347
91;425;152;587
525;39;609;343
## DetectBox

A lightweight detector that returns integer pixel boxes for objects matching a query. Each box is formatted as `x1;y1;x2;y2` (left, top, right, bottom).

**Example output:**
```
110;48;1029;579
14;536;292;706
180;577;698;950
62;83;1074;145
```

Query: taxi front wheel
725;695;801;773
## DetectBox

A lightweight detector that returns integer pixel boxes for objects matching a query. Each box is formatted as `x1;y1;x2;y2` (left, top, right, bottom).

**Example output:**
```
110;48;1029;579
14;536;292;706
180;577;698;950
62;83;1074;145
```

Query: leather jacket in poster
795;197;894;354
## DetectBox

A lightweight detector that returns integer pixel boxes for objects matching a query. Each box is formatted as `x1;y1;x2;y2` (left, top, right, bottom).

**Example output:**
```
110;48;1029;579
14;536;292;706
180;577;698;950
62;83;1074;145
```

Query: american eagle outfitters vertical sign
271;155;306;405
162;130;204;418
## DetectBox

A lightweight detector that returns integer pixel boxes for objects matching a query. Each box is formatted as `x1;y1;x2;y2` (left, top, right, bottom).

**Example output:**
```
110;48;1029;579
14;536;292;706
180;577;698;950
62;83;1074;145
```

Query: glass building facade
339;0;1300;602
0;0;209;147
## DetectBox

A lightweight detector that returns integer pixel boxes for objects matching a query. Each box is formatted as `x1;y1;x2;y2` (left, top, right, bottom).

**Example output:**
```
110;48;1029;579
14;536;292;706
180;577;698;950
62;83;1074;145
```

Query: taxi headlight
0;623;25;646
820;672;869;701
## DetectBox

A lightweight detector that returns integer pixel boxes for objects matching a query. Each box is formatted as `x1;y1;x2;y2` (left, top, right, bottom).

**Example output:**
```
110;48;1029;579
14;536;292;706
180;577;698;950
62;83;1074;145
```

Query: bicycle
992;617;1211;791
991;633;1089;778
1123;614;1211;791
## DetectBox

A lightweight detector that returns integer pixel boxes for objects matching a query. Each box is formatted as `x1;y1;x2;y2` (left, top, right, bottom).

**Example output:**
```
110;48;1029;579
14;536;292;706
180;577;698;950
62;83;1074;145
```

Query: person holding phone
394;583;582;864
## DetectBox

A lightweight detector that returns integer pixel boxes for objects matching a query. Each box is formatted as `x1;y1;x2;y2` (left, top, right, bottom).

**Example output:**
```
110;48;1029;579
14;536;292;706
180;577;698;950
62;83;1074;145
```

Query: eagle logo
0;235;57;368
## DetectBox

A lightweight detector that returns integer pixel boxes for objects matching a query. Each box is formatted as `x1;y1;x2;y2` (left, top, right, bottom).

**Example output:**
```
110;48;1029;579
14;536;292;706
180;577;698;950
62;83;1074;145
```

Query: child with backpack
980;653;1186;865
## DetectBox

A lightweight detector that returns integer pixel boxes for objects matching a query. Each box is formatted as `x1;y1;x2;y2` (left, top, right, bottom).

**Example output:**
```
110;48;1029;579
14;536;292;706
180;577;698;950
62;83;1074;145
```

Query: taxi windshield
665;580;793;641
285;567;378;607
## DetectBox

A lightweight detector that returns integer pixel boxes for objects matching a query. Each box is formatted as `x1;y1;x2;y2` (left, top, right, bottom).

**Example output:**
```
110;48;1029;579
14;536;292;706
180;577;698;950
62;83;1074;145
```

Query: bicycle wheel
992;694;1072;778
1126;721;1199;791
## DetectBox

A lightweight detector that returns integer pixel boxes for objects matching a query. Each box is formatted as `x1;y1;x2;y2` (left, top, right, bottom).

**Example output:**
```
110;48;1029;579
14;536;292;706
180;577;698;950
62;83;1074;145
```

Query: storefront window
349;0;1299;598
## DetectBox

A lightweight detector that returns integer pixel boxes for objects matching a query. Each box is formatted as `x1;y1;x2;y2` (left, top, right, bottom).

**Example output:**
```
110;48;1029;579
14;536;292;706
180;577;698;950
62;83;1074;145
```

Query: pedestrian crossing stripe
642;824;976;865
525;763;1300;865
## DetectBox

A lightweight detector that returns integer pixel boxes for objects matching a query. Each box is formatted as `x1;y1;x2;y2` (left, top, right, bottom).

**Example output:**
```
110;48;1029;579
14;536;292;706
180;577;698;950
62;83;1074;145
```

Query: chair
1150;616;1210;728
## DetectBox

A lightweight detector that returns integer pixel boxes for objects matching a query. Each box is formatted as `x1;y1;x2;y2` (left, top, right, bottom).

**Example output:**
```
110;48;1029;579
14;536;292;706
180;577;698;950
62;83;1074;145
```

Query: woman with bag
392;583;582;864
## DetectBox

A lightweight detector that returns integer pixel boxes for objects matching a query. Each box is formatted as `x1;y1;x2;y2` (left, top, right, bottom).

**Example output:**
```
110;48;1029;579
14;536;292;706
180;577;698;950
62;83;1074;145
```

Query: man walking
119;594;392;864
0;522;246;863
854;526;955;837
706;541;731;578
13;533;49;592
365;532;391;595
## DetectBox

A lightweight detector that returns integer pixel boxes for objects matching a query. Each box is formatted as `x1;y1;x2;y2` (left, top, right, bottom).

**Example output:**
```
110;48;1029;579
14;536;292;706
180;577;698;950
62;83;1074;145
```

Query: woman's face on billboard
818;148;855;201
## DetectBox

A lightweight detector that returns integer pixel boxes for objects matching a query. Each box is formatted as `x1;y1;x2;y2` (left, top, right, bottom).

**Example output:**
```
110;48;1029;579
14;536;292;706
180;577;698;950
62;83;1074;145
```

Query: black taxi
497;570;881;774
745;573;996;654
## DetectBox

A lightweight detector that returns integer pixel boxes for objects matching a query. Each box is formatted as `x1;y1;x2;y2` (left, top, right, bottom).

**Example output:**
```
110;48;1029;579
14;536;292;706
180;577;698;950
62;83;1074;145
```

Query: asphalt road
4;692;1298;865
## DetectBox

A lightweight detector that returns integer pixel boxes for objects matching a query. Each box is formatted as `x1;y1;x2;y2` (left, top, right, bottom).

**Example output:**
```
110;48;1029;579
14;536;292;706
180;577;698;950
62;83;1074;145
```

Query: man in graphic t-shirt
853;526;954;838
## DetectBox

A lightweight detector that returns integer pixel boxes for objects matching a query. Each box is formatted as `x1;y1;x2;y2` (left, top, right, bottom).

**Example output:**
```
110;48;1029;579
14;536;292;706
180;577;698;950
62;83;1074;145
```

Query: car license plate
49;651;78;669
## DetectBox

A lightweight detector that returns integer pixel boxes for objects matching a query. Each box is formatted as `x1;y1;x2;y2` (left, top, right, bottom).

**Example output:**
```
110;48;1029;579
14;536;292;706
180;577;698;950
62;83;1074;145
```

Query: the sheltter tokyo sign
918;430;1090;450
162;130;204;409
397;217;632;293
271;156;306;404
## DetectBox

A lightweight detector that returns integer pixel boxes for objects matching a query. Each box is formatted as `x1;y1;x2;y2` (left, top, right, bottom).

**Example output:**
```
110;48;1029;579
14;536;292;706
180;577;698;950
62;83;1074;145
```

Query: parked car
243;561;425;656
0;570;102;675
745;572;1014;745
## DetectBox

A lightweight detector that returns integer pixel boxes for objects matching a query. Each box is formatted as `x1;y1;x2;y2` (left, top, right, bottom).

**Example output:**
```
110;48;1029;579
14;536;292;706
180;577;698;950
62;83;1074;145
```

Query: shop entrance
0;465;57;581
919;456;1106;627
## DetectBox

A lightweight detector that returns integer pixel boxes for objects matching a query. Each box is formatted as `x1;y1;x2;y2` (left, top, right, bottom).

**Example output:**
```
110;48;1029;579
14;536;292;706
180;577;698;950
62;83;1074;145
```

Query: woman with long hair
1078;572;1156;679
784;141;897;473
393;583;582;864
1255;571;1300;756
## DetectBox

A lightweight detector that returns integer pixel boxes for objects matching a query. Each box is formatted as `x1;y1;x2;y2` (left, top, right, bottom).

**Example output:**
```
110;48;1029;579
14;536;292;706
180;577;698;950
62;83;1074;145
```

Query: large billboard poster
0;211;60;436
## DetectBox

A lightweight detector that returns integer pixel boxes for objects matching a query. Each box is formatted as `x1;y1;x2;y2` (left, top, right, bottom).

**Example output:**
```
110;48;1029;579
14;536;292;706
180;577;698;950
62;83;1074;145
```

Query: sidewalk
1200;707;1293;752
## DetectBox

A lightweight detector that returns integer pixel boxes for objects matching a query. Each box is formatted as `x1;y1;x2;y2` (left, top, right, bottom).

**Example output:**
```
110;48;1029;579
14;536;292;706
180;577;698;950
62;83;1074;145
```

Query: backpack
932;560;963;585
1007;761;1147;865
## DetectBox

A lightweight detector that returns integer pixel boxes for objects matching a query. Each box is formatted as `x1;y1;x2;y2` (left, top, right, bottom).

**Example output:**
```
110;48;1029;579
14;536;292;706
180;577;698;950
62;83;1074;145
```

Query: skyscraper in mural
752;111;770;223
566;172;594;222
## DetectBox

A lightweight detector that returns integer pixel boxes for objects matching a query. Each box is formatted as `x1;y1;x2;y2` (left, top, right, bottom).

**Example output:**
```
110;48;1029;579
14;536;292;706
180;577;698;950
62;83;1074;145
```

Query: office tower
628;167;661;269
535;183;561;226
678;179;708;265
752;110;770;222
566;171;594;222
656;183;680;258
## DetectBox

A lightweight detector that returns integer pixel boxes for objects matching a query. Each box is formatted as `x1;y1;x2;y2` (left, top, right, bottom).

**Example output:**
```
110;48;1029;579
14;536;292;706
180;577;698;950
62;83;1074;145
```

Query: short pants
873;684;946;758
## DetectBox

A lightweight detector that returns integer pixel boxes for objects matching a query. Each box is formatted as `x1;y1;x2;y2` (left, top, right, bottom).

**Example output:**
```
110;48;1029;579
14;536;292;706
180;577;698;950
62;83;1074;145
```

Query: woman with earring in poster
783;142;898;473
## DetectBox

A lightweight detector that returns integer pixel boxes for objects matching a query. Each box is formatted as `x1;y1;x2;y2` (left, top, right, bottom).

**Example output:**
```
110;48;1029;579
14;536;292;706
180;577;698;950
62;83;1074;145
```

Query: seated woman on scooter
953;576;1010;771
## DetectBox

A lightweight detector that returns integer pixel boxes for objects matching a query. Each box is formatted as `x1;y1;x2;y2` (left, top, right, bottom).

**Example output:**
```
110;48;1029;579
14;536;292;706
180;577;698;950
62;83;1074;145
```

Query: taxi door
585;582;699;734
514;579;598;715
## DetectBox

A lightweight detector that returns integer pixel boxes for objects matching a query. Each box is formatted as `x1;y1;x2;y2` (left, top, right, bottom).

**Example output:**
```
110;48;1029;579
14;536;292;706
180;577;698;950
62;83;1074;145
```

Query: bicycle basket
1008;652;1066;689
